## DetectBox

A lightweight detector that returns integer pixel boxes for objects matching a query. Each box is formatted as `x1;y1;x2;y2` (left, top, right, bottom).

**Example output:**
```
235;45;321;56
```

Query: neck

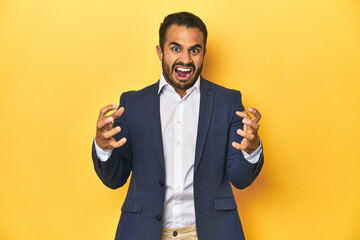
174;88;187;98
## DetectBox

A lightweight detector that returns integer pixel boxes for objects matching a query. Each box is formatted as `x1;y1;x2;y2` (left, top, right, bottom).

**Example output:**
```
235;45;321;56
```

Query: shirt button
177;141;180;145
173;231;178;237
177;120;180;124
155;215;161;221
159;180;164;187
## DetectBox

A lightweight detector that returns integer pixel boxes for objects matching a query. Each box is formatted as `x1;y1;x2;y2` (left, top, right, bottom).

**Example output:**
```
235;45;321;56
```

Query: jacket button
155;215;161;221
173;231;178;237
159;180;164;187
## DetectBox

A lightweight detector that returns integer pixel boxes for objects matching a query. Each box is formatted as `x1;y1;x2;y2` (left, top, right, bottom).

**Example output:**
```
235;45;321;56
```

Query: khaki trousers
160;224;198;240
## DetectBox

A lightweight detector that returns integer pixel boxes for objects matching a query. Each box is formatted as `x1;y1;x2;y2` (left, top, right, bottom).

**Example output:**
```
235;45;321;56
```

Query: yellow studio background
0;0;359;239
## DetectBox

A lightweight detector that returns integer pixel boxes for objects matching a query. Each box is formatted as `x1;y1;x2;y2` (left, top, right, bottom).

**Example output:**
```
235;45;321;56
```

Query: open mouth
174;66;193;80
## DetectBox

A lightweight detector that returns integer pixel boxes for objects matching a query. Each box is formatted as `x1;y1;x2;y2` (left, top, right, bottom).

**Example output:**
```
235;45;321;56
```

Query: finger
110;137;127;148
237;129;255;141
236;111;250;120
248;107;261;122
232;141;247;150
110;107;125;120
103;126;121;139
236;111;251;131
97;116;114;129
242;118;260;132
99;105;117;120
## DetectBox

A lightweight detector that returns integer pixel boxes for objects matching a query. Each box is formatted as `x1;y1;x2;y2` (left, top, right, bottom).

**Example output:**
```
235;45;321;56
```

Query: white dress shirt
159;73;200;228
94;73;262;229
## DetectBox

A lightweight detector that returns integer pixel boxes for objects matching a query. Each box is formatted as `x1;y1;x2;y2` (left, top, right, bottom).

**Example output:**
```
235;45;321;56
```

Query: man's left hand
232;107;261;154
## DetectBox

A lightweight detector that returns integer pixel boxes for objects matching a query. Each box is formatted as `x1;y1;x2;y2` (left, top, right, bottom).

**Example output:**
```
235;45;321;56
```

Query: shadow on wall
202;36;271;239
233;163;269;239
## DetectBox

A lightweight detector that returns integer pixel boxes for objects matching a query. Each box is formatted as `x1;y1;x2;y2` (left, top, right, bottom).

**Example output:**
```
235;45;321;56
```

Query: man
92;12;264;240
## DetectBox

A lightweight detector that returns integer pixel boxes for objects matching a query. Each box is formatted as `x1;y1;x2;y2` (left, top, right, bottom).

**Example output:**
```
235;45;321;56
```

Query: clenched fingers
233;108;261;154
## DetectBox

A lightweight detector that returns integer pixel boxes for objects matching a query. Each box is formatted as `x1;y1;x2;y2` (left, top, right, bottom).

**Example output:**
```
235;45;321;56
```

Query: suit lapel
194;78;214;174
146;82;165;171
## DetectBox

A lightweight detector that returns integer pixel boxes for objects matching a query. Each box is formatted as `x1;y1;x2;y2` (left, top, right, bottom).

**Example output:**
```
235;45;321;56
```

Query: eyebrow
191;44;203;49
169;41;203;49
169;41;181;47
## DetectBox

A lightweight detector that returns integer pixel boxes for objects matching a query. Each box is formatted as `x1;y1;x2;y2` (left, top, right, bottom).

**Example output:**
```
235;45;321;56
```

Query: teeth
177;67;191;72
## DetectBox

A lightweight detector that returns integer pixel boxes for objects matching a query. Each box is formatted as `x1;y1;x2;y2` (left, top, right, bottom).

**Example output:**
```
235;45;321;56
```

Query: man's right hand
95;105;127;151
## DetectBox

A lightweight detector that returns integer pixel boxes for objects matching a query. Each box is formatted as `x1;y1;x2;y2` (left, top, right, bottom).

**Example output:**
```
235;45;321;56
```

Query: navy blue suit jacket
92;77;263;240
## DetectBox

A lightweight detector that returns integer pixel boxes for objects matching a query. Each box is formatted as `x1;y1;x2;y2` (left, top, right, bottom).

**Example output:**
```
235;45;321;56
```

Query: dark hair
159;12;208;51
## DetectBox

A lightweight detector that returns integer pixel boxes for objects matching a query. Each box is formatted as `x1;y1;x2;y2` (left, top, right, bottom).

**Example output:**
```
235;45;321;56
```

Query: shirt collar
158;72;201;95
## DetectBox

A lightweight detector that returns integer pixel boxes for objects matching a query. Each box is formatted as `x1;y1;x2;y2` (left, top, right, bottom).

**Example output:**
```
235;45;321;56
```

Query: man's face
156;25;206;95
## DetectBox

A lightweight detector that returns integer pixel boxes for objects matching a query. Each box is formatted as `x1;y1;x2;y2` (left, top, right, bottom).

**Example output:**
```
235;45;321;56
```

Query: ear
156;45;163;61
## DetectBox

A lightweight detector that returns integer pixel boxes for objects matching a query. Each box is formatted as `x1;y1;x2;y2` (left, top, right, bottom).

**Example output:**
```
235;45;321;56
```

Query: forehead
165;25;204;47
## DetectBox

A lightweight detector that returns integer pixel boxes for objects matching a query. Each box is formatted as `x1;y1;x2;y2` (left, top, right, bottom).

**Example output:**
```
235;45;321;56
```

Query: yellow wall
1;0;359;239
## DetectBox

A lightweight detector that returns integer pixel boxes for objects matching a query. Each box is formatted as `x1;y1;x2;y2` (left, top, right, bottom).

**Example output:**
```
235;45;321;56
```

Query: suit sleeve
91;92;133;189
225;91;264;189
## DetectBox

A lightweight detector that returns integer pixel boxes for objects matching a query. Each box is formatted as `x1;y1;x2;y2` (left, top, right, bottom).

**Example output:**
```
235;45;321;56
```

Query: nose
180;51;192;64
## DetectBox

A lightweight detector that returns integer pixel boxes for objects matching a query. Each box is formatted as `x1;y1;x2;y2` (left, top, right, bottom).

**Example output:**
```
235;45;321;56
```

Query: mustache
172;61;195;71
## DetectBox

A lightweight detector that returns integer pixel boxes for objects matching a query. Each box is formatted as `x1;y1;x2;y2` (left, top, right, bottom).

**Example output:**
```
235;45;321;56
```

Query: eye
191;48;200;54
172;47;180;52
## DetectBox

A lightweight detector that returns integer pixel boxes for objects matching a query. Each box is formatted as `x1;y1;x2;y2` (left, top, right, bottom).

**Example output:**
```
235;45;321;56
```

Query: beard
162;58;203;90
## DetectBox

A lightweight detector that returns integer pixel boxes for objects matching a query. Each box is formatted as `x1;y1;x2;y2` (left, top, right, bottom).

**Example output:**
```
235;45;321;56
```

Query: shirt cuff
94;139;113;162
241;139;263;164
